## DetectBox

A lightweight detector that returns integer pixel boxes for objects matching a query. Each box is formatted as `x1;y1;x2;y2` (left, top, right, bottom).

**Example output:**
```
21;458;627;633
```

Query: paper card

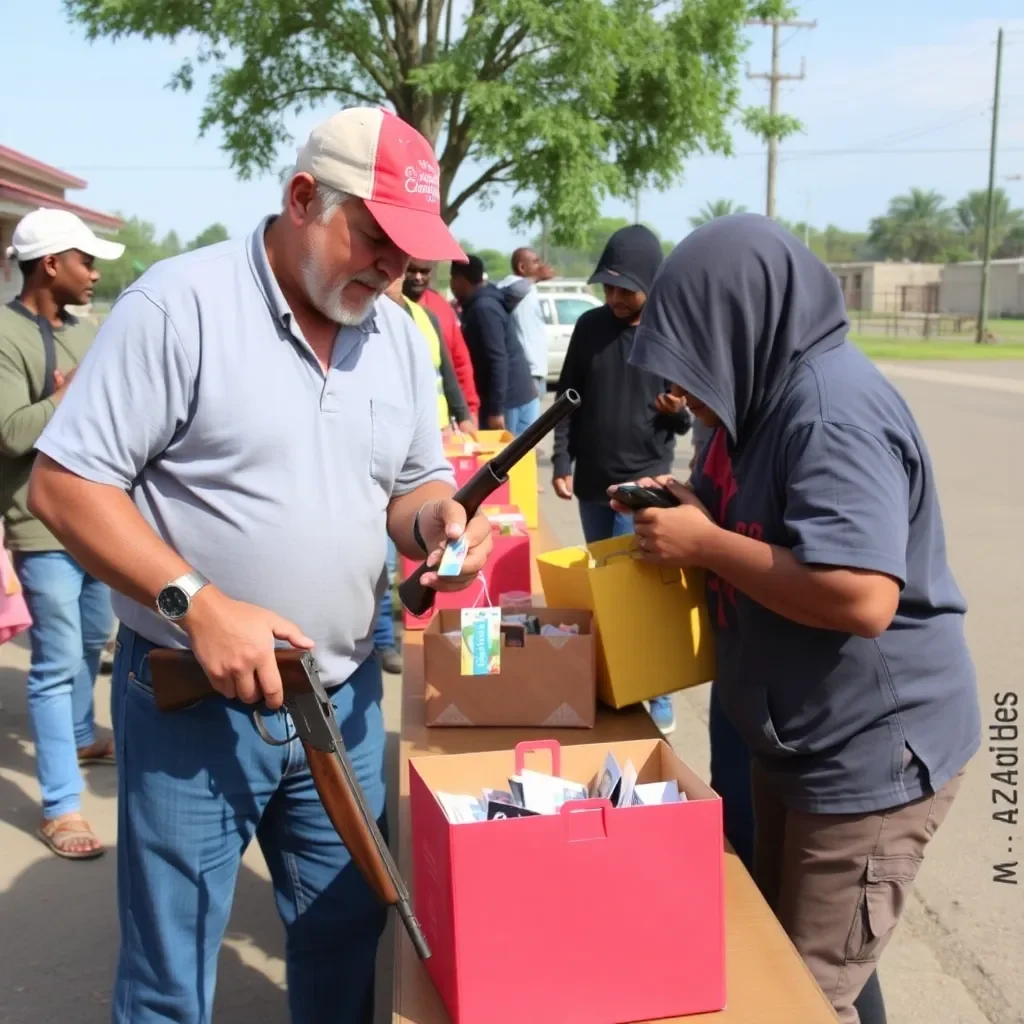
461;607;502;675
633;781;683;806
516;769;590;815
508;777;525;806
437;535;469;577
436;792;487;824
591;752;622;803
617;760;638;808
483;789;516;806
486;801;540;820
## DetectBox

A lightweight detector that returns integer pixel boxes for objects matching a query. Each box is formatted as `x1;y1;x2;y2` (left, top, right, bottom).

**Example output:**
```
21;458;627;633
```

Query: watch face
157;585;190;619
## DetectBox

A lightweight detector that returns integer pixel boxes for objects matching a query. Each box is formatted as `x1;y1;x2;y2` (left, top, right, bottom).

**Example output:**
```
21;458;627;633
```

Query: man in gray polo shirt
28;108;492;1024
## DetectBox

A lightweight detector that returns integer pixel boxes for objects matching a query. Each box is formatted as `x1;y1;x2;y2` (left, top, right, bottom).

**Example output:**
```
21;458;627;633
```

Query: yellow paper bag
537;535;716;708
473;429;538;528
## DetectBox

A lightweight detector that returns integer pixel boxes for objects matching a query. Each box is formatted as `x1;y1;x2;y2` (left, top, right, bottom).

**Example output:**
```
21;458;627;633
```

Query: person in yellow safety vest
383;277;475;434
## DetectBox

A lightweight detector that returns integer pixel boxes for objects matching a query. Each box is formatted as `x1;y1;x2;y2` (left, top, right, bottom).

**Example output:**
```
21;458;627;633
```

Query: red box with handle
408;738;727;1024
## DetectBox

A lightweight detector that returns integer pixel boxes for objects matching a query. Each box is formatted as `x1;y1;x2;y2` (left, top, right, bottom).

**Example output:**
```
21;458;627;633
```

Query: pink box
409;738;726;1024
447;453;511;505
401;529;532;631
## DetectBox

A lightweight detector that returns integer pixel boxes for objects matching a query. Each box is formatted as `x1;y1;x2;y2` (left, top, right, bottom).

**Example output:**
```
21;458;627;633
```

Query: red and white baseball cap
294;108;467;262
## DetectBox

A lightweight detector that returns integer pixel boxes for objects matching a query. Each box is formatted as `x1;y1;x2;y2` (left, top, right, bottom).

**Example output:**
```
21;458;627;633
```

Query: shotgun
398;388;582;617
147;646;431;960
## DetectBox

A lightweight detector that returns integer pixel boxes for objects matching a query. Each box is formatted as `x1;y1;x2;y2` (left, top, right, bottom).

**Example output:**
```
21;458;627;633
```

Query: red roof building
0;145;123;302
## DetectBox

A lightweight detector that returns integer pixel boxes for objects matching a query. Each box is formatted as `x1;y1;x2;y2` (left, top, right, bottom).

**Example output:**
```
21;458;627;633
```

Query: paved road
0;361;1020;1023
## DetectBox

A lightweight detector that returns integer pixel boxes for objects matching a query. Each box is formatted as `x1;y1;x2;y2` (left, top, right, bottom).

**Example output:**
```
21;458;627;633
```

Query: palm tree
689;199;747;229
955;188;1024;258
868;188;954;262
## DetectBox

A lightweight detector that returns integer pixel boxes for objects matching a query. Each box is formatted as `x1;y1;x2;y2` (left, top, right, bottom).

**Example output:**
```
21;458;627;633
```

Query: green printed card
460;607;502;675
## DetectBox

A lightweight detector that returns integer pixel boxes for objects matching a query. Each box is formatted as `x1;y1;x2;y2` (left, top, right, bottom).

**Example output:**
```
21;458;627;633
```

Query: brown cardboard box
423;608;596;728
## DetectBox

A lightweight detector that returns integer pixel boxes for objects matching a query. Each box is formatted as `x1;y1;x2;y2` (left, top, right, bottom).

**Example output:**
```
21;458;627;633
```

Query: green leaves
64;0;751;246
740;107;802;144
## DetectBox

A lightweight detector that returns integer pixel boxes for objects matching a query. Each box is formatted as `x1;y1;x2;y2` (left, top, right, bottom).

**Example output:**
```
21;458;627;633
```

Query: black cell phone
611;484;681;510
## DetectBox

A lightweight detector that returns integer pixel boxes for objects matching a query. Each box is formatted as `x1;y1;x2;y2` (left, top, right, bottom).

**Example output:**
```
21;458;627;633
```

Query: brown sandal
37;815;105;860
77;738;116;766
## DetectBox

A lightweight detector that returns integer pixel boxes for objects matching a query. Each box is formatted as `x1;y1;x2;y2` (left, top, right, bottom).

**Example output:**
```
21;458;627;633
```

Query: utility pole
977;27;1004;345
746;16;816;219
633;190;641;224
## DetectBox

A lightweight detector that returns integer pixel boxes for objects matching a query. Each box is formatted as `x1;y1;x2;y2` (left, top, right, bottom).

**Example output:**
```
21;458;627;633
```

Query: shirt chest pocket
369;398;415;498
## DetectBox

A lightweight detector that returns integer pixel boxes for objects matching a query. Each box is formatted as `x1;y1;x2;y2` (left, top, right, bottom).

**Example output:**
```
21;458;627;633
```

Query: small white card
436;792;487;824
633;781;685;806
591;752;622;802
514;769;589;815
617;760;638;808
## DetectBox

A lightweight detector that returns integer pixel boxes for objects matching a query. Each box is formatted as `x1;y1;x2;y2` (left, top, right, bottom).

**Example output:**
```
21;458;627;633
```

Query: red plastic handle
560;798;613;841
514;739;561;777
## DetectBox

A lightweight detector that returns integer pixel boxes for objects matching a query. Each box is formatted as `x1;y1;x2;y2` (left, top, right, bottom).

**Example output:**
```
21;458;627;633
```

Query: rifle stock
147;646;431;960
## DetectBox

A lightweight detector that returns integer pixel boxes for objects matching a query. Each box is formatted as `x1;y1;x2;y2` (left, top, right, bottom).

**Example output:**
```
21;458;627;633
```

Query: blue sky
3;0;1024;250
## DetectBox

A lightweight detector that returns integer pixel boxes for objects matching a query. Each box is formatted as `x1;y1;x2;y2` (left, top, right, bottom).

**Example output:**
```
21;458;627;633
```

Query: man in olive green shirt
1;208;123;859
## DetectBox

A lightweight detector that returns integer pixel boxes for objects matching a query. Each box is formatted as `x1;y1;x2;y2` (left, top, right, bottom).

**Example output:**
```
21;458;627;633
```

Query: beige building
939;259;1024;318
0;144;123;304
829;261;943;314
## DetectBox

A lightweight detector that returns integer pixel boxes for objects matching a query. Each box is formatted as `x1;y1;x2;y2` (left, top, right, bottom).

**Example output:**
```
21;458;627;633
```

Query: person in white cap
28;108;492;1023
0;208;124;860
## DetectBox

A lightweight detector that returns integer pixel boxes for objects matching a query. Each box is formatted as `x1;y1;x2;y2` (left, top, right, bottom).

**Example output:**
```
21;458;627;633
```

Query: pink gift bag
0;533;32;644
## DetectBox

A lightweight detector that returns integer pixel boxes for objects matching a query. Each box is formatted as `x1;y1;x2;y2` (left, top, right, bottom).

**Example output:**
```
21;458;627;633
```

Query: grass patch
850;335;1024;361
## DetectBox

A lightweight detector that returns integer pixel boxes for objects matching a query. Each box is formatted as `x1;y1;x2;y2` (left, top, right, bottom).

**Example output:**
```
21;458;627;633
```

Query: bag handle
514;739;561;777
593;542;681;586
560;798;613;842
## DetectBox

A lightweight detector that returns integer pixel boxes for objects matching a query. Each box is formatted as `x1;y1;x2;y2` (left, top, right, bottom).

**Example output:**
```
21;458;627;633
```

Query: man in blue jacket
449;255;538;434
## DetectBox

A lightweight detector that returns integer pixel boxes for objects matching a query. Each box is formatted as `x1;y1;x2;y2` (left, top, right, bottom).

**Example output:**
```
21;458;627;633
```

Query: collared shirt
36;216;454;685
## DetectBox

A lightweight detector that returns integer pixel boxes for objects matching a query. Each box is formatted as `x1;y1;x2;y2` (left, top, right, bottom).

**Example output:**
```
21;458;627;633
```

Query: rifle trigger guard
252;709;297;747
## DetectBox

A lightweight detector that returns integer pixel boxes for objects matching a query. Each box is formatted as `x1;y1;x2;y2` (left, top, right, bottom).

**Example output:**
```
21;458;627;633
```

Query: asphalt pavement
0;360;1020;1023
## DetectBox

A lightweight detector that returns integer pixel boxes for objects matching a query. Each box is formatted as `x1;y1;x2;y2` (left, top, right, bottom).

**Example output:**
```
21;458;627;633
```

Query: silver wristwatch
156;570;210;621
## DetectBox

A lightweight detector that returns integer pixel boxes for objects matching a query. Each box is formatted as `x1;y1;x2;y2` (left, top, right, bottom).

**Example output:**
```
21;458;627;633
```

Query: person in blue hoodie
614;214;980;1024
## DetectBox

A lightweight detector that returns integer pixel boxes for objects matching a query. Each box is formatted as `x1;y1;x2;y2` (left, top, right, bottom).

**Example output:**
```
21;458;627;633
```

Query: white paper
633;781;684;806
514;769;589;815
617;760;638;808
436;792;487;824
591;752;622;801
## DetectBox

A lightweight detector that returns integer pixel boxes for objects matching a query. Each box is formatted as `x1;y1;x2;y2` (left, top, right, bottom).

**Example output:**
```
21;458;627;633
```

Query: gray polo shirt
36;216;454;686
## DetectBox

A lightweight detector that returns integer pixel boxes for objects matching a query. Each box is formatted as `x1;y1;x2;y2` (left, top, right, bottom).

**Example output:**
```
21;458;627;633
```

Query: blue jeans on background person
576;499;676;733
505;396;542;437
110;625;388;1024
709;681;888;1024
14;550;114;819
373;539;398;652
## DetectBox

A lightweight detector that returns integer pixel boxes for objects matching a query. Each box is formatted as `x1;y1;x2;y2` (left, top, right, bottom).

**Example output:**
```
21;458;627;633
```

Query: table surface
391;522;839;1024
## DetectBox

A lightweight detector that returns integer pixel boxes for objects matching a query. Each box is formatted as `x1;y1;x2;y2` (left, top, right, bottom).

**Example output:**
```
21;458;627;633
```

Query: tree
689;198;747;228
188;223;230;250
954;188;1024;258
867;189;954;263
65;0;751;246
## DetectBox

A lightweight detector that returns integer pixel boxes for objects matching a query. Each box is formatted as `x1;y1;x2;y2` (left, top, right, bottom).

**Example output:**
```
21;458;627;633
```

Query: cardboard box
409;738;726;1024
423;608;597;728
401;529;532;631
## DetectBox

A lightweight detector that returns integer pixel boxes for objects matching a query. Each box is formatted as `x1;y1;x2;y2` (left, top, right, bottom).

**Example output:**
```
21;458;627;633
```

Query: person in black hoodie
551;224;692;734
449;255;538;434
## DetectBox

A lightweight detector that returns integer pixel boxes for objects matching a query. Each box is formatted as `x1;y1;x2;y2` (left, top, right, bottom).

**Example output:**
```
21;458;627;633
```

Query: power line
745;16;817;219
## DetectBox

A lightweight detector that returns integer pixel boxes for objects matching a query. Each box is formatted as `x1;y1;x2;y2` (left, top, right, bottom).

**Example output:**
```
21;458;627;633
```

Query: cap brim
588;268;645;293
364;200;467;262
80;237;126;261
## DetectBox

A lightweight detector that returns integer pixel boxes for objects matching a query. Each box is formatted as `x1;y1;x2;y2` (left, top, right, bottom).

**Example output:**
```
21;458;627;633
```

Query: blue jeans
110;625;387;1024
578;500;635;546
14;550;114;818
373;539;398;650
709;681;887;1023
506;396;541;437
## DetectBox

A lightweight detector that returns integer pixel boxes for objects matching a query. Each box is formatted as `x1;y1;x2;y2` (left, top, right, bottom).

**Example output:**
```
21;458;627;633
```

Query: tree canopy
64;0;752;246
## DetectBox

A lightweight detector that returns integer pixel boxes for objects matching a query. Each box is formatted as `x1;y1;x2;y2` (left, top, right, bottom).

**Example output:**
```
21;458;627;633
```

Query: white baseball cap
294;107;466;262
5;208;125;262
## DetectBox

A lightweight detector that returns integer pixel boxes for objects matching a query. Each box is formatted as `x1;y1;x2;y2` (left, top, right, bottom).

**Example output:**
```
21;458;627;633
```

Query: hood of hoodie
497;274;533;313
588;224;664;295
628;213;849;447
